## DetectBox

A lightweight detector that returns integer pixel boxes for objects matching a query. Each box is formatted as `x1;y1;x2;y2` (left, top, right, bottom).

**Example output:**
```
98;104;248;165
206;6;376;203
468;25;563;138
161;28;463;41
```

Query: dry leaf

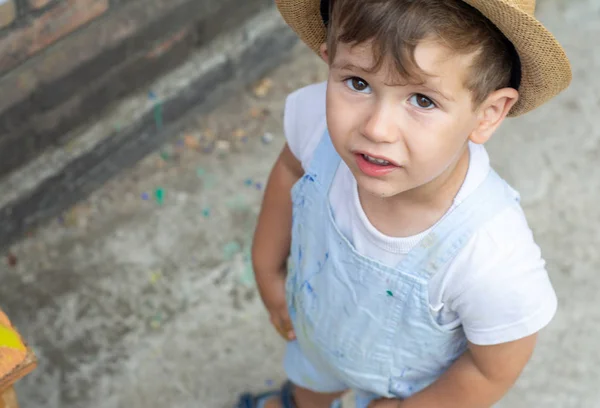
232;128;246;139
184;134;200;149
253;78;273;97
249;107;263;118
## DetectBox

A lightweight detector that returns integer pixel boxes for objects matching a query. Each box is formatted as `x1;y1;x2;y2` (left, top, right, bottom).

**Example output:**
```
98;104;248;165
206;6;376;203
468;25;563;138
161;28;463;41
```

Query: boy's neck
357;144;471;238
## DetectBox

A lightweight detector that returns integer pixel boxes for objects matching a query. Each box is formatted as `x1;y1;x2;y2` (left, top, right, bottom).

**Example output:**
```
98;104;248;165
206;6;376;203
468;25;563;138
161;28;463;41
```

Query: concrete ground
1;0;598;407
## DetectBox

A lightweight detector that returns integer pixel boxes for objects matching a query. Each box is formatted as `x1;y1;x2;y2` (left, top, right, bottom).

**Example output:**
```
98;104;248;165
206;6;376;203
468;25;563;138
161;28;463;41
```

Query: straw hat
275;0;572;116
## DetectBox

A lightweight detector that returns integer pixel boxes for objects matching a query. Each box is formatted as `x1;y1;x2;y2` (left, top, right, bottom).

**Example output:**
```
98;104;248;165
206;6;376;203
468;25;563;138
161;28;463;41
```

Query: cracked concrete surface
1;0;598;407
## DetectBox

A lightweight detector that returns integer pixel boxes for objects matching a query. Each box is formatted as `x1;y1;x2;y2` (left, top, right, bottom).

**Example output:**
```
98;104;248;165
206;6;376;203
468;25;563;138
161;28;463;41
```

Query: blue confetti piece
244;179;253;186
141;193;150;201
255;182;263;190
148;91;157;100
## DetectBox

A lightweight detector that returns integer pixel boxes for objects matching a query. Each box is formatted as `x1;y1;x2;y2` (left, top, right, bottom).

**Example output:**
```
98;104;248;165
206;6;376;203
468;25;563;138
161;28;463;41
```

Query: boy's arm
370;334;537;408
252;144;304;339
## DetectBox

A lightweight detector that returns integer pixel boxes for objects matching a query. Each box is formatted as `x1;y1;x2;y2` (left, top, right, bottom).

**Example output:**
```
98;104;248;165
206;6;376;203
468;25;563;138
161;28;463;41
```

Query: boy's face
324;39;506;201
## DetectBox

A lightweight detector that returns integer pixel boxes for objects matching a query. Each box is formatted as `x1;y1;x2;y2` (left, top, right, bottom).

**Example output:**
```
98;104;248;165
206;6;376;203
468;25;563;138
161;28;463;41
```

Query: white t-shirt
284;82;557;346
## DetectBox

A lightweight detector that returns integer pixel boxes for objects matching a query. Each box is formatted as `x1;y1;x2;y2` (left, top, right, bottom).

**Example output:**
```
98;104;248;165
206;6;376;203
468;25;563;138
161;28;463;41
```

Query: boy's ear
319;43;329;64
470;88;519;144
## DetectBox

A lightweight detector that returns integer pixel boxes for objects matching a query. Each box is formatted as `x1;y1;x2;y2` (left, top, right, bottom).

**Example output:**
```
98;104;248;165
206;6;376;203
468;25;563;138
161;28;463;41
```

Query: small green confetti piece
150;271;162;284
240;262;255;286
202;208;211;218
226;195;248;211
160;151;169;161
196;168;206;177
203;174;216;189
386;290;394;297
223;241;242;261
155;188;165;205
154;102;163;129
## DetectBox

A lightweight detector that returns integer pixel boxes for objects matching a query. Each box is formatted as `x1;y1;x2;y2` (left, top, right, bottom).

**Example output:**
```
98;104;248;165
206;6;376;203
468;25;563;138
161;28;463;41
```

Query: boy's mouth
362;153;391;166
354;152;399;177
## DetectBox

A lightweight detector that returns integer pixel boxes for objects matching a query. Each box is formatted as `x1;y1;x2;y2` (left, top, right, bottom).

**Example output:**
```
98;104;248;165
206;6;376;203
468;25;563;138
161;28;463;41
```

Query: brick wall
0;0;272;178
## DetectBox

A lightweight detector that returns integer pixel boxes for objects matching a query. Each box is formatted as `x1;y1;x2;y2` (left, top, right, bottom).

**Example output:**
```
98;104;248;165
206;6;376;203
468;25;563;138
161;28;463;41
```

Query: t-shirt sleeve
283;82;328;170
446;206;558;346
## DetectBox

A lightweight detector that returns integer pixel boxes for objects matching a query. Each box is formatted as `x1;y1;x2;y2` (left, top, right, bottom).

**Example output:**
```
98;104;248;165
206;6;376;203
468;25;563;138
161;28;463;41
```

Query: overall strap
304;130;341;194
398;170;520;278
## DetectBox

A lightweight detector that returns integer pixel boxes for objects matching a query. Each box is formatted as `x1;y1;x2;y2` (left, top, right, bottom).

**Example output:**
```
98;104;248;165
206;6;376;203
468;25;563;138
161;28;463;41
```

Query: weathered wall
0;0;273;178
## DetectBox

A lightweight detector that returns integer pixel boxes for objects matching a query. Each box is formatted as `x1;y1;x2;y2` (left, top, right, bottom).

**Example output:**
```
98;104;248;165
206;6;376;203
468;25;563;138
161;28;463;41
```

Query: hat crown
506;0;536;15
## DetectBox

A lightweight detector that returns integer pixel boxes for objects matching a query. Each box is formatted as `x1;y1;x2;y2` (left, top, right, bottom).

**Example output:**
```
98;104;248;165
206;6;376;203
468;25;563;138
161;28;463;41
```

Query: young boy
241;0;571;407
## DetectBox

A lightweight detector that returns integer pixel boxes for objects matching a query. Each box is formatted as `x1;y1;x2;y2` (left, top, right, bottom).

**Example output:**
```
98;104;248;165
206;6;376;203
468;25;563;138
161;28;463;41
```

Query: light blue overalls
283;131;521;407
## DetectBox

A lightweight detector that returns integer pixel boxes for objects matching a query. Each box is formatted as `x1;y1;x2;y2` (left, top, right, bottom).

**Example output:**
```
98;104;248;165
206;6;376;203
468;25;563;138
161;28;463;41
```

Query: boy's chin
356;177;408;200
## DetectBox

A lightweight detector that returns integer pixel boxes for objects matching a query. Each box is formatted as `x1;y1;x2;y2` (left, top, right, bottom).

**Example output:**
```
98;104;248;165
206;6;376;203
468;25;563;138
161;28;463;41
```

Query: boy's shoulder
467;201;539;266
444;202;555;345
284;82;328;169
453;169;542;278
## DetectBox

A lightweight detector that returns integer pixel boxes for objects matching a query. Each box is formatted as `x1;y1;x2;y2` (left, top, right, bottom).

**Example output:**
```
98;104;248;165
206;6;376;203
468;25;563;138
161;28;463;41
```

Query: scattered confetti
253;78;273;97
6;253;17;267
255;182;263;191
141;193;150;201
262;132;274;144
202;208;211;218
65;139;78;153
196;167;206;177
160;151;170;161
386;290;394;297
150;271;162;284
244;179;253;186
203;174;216;190
150;313;163;329
148;91;157;100
63;208;83;228
265;379;274;387
155;188;165;205
240;250;255;286
154;101;163;129
227;195;248;211
223;241;242;261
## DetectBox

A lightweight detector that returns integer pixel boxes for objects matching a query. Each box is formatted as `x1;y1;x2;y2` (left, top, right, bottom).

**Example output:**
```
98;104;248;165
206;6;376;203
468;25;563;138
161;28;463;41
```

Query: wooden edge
0;348;37;394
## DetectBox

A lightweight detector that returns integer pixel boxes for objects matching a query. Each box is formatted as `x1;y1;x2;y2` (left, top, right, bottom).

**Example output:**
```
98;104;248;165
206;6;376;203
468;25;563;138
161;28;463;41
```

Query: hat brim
275;0;572;116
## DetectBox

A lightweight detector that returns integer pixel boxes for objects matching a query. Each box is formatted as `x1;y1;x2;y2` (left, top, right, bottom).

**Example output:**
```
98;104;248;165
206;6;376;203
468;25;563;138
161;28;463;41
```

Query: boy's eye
345;77;371;93
409;94;436;109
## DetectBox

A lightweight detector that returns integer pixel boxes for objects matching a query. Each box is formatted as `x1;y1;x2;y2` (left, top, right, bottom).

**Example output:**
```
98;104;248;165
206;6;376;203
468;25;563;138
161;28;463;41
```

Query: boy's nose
361;102;398;144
